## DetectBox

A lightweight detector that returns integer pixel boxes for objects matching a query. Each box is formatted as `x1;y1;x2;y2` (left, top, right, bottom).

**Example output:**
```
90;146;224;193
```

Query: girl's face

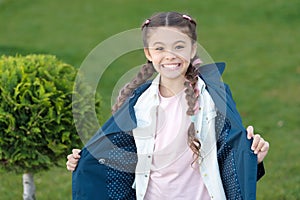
144;27;197;82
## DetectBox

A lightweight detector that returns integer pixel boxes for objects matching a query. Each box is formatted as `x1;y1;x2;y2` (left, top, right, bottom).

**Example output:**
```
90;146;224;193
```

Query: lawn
0;0;299;199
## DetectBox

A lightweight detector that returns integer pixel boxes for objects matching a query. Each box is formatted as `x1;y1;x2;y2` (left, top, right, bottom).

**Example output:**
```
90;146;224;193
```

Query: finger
72;149;81;154
66;160;78;171
72;149;81;159
67;166;75;172
67;154;73;160
67;161;78;169
66;161;75;171
251;134;261;151
260;141;270;152
67;154;80;164
254;138;265;154
246;126;254;139
257;142;269;163
67;154;76;161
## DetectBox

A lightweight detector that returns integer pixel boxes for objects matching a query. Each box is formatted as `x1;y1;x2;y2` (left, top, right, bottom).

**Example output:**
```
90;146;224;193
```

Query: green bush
0;54;101;174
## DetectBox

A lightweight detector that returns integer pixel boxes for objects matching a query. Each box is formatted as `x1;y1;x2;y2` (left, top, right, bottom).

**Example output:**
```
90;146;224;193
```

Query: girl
67;12;269;200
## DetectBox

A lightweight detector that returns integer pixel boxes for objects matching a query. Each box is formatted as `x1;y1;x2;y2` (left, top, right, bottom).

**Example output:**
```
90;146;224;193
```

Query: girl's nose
164;50;176;60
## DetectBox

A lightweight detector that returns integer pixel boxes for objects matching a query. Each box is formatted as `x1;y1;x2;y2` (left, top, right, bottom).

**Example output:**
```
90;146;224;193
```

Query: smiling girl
67;12;269;200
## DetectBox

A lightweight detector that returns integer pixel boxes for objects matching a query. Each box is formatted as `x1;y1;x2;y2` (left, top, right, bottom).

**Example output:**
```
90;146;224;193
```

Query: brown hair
112;12;201;162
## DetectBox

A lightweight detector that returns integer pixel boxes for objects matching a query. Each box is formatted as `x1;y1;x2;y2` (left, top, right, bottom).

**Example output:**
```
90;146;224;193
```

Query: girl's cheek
177;52;191;62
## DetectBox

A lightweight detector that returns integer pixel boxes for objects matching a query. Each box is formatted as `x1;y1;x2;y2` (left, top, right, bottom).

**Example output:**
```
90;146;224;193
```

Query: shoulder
199;62;226;79
132;80;153;98
198;62;227;97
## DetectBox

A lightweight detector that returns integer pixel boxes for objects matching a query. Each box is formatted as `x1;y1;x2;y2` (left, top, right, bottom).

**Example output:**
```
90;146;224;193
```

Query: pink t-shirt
144;90;210;200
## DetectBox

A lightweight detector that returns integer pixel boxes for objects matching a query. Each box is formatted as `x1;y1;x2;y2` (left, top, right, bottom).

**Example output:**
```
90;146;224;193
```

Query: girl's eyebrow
152;40;186;46
174;40;186;44
152;42;164;46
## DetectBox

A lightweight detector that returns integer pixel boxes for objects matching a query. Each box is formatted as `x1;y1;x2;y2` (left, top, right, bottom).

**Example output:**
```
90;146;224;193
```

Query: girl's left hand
246;126;270;164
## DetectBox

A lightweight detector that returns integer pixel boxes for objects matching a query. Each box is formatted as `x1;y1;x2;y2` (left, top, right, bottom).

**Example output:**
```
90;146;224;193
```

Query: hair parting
141;12;197;47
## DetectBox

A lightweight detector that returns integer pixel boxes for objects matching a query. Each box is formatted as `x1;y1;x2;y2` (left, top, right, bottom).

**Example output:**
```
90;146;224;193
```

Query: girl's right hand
66;149;81;172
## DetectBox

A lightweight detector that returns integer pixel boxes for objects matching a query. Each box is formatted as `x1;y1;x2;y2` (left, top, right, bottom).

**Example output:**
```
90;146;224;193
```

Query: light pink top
144;90;210;200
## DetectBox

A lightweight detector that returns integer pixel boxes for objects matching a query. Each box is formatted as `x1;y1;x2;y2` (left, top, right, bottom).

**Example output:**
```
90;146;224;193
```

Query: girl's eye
175;45;184;50
155;47;164;51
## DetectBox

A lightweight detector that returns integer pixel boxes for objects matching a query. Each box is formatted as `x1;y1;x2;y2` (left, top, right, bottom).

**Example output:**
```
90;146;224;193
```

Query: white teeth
163;64;179;69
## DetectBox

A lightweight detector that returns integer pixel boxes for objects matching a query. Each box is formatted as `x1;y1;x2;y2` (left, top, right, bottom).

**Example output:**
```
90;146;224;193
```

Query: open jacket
132;74;226;200
72;62;265;200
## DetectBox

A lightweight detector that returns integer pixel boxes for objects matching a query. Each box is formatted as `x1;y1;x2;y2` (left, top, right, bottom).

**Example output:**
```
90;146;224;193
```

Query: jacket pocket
203;110;217;124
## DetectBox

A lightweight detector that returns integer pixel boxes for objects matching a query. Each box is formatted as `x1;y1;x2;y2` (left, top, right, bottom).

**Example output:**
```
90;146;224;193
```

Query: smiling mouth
162;63;181;70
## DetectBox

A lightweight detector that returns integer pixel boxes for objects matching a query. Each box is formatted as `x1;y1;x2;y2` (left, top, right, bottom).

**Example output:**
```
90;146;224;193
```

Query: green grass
0;0;299;199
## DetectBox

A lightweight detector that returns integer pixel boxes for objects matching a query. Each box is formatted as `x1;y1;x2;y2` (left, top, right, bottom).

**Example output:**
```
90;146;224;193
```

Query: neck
159;77;186;97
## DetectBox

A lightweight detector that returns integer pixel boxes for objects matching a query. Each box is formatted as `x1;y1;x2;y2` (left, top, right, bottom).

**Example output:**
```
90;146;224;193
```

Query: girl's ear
144;48;152;62
191;43;197;59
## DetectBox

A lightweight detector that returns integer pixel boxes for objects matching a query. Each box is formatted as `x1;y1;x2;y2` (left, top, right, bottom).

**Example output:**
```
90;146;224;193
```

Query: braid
111;61;155;113
184;56;201;164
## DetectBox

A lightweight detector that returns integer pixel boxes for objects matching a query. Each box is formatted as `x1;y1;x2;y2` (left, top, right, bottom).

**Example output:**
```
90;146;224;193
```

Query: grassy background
0;0;299;199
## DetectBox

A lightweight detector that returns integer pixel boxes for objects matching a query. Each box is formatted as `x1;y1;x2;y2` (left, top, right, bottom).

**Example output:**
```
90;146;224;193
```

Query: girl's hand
66;149;81;172
246;126;270;164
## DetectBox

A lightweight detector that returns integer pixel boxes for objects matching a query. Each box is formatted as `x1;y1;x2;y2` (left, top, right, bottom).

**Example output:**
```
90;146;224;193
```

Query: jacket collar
199;62;227;117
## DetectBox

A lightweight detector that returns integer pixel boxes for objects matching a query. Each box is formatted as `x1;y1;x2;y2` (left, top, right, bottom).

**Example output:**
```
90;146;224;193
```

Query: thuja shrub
0;54;101;174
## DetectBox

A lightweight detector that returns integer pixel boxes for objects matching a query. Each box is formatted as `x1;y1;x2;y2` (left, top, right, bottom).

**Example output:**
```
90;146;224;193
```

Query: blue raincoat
72;62;265;200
